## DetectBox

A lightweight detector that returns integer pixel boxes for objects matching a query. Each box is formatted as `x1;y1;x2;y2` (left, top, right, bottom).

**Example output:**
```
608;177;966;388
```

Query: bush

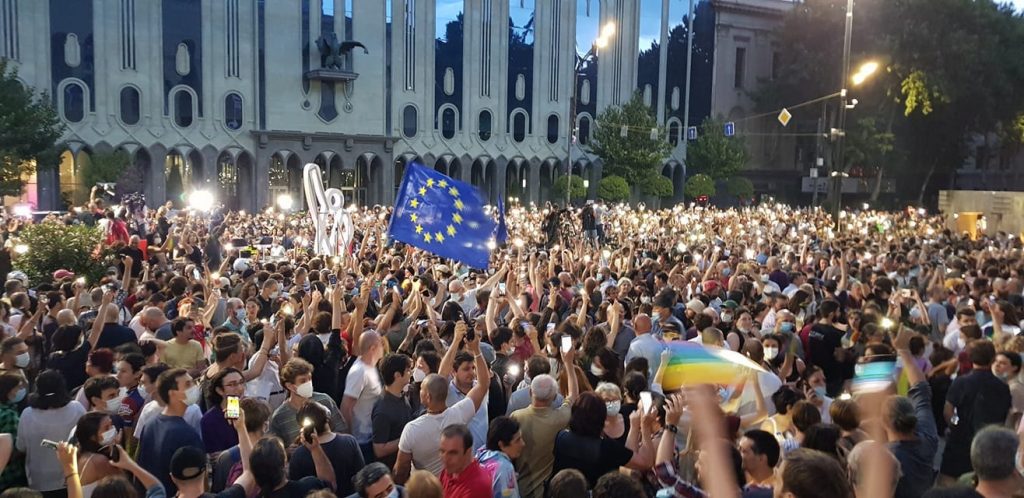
641;174;674;198
12;222;110;285
553;175;587;202
726;176;754;200
685;174;716;199
598;176;631;203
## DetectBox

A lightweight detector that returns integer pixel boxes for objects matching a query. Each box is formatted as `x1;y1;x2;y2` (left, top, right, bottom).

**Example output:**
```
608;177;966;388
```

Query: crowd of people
0;194;1021;498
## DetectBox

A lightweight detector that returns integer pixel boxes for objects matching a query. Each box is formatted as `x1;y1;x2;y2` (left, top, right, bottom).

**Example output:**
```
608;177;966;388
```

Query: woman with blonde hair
405;470;443;498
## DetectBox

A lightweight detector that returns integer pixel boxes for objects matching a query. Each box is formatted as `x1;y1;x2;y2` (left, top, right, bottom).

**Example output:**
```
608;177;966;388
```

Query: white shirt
447;381;488;450
245;354;285;412
344;358;383;445
943;326;965;354
398;396;477;476
133;400;203;439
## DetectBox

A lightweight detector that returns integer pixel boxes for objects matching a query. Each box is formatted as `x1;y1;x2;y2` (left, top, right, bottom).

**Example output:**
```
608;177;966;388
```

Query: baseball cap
170;446;207;481
685;299;706;314
721;300;739;310
53;269;76;281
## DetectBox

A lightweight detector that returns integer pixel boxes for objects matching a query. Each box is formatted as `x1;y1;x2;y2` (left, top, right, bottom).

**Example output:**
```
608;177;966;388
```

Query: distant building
4;0;806;211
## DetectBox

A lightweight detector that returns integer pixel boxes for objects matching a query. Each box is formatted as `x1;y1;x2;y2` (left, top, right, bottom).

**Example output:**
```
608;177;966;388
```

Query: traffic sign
687;126;698;140
778;108;792;127
724;122;735;137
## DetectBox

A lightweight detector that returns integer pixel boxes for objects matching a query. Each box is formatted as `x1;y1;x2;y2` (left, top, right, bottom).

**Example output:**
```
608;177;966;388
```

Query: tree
589;92;672;185
641;173;674;199
687;117;749;181
685;174;716;199
553;175;586;202
81;150;130;192
597;175;630;203
726;176;754;200
12;222;110;285
0;59;64;198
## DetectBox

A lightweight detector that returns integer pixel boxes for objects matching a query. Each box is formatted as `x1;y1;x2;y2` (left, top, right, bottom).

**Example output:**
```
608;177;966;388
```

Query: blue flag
496;196;509;244
388;163;495;269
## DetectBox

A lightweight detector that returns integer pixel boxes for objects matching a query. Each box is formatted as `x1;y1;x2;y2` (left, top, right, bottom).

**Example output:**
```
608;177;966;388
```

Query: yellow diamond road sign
778;108;792;127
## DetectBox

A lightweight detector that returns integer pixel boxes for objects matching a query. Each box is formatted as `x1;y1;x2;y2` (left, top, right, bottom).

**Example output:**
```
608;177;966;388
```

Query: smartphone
225;395;240;420
329;274;338;286
639;391;653;414
852;355;897;393
546;323;556;333
193;268;202;280
301;417;315;444
901;289;912;298
497;283;507;295
40;439;59;450
560;335;572;354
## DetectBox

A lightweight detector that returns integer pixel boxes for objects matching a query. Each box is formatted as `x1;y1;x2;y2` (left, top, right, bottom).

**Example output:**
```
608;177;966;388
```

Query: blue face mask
813;386;828;399
780;322;795;333
235;308;246;321
12;387;26;403
722;268;732;277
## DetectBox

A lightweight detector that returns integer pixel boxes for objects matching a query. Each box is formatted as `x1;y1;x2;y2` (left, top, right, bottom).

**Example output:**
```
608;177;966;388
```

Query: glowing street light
188;190;215;212
276;194;294;211
851;61;880;86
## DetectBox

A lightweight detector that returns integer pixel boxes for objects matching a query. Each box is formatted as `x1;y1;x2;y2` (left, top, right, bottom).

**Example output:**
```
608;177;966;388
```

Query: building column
528;159;541;206
254;152;270;211
147;146;168;207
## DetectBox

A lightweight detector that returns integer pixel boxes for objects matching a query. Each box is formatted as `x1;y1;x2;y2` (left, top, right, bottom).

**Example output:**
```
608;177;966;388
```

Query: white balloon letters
302;163;355;256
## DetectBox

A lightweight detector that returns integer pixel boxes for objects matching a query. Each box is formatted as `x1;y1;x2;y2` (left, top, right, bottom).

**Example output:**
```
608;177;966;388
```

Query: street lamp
851;61;880;86
566;22;616;208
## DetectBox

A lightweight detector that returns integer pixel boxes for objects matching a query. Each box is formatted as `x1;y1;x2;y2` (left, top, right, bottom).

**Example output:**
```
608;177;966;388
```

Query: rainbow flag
661;341;781;395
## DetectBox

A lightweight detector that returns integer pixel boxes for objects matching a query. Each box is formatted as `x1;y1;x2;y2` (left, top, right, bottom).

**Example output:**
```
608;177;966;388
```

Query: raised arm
438;321;467;378
464;329;492;412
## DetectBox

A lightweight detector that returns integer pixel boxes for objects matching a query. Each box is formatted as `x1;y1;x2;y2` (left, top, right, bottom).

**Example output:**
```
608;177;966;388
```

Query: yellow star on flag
410;213;418;223
415;224;424;234
435;232;445;243
424;233;433;242
418;187;427;196
447;225;457;236
448;187;459;197
453;213;463;224
409;198;419;208
454;199;464;211
438;180;448;188
426;179;435;187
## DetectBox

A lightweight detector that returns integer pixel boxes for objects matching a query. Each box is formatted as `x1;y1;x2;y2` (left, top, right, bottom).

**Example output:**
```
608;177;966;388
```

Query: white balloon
303;163;354;256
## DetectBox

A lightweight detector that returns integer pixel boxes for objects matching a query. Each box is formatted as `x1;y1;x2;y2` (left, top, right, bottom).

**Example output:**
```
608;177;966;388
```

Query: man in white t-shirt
394;324;489;483
343;330;385;463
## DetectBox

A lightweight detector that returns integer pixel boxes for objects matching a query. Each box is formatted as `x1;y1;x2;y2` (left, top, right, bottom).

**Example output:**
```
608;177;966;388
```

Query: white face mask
764;347;780;360
184;385;201;406
14;352;29;368
296;380;314;398
100;428;116;446
605;401;621;416
105;395;124;414
412;367;426;383
590;364;605;377
721;313;733;323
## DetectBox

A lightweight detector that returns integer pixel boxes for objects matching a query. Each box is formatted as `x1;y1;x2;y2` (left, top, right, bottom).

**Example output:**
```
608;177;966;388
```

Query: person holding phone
17;369;86;496
200;367;246;454
73;411;123;498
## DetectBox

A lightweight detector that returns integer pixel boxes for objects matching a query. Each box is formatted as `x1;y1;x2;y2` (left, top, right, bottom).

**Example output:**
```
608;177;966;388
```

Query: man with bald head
626;313;663;380
138;306;173;341
394;323;490;484
343;330;385;463
96;302;137;349
511;347;580;498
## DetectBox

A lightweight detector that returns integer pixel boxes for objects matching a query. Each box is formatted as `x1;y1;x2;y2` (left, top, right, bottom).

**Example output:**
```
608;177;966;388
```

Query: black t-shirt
552;430;633;488
371;391;412;469
46;341;92;391
946;369;1011;444
284;459;344;498
199;484;247;498
807;322;846;386
256;295;275;320
96;323;138;350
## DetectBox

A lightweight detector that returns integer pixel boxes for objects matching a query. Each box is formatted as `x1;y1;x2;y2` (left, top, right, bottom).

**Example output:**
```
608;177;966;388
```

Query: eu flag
388;163;495;269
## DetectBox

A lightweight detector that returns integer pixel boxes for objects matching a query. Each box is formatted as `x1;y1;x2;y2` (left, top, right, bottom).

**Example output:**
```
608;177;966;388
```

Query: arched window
402;105;417;138
478;110;492;141
224;93;243;130
669;121;681;147
512;112;526;142
119;87;140;125
441;107;456;139
546;114;559;144
578;116;591;145
173;90;194;127
63;83;85;123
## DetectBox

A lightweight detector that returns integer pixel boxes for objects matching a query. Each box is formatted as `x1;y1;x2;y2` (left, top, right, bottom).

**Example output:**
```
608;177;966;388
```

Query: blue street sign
687;126;698;140
724;122;736;137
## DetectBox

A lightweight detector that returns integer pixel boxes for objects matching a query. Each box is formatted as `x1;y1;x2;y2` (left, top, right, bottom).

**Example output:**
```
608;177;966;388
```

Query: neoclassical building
4;0;794;211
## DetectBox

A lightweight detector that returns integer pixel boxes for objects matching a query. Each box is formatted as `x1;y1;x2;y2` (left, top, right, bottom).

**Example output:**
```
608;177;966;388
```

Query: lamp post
567;22;615;208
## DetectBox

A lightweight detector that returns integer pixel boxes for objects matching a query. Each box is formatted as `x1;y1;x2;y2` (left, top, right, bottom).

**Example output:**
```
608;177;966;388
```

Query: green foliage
641;173;674;198
844;117;895;171
597;175;631;203
12;222;109;285
684;174;716;199
0;59;65;197
687;118;749;180
725;176;754;200
81;150;130;191
589;92;672;185
553;175;587;201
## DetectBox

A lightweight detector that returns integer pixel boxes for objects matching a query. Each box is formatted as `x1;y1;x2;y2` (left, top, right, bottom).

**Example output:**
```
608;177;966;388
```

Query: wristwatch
666;424;679;434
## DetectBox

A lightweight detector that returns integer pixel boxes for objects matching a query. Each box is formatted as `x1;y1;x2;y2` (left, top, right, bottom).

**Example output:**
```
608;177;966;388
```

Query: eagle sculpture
316;33;369;70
